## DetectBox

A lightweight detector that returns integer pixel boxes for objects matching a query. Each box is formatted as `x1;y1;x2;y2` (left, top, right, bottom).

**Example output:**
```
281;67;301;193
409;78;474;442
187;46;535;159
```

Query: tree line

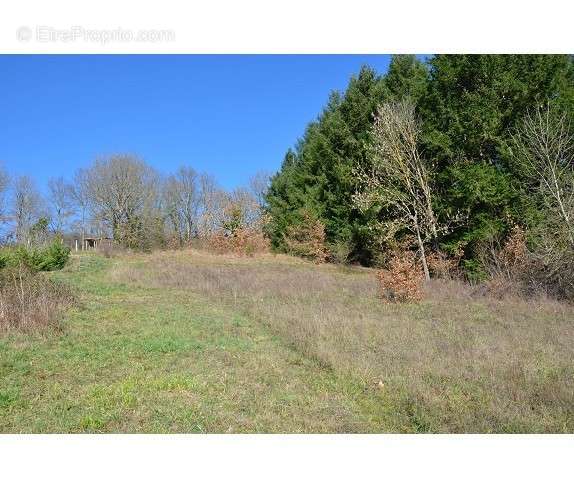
0;157;270;252
265;54;574;288
1;54;573;296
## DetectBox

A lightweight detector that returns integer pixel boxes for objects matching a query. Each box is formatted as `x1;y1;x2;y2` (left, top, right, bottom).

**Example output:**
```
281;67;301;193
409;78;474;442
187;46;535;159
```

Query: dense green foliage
421;55;574;266
267;66;385;261
266;55;574;271
0;240;71;272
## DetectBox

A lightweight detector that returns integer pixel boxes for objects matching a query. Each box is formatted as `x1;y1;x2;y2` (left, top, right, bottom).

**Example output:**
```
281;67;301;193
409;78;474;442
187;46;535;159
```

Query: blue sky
0;55;395;190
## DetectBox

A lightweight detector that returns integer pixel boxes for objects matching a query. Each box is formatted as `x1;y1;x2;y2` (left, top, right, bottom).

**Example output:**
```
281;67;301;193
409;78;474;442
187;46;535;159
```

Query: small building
78;237;114;251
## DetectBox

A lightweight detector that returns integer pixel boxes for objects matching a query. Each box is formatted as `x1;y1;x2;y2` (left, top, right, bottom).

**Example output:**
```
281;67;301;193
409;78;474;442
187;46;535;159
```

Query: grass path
0;254;392;433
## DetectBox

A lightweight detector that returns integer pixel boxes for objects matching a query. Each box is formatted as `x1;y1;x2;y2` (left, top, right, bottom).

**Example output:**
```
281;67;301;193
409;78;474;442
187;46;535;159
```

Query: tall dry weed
0;265;75;333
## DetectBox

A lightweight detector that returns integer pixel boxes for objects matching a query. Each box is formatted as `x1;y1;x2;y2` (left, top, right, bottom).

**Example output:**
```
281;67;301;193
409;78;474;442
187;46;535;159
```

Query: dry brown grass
111;249;574;432
0;265;75;333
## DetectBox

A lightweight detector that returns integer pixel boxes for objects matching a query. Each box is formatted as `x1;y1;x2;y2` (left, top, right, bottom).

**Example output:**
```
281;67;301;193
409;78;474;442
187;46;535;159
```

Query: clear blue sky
0;55;394;190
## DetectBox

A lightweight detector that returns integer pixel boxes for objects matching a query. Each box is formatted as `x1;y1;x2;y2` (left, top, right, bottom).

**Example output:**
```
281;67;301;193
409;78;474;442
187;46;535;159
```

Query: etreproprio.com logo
16;25;175;44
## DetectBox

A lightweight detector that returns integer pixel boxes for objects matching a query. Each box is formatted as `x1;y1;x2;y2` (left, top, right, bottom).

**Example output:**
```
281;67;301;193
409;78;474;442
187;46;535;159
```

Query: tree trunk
81;207;86;251
415;223;430;281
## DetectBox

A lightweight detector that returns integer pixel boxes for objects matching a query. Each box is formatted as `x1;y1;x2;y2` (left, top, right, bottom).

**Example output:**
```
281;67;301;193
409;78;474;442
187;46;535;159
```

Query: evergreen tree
267;66;389;262
420;55;574;263
266;55;574;274
385;54;428;103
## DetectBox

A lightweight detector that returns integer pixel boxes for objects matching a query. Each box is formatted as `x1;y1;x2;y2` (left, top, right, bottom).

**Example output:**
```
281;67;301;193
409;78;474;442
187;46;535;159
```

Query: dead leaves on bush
377;250;425;302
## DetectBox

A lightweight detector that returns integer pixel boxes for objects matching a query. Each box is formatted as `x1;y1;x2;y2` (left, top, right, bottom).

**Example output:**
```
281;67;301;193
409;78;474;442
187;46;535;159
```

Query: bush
463;223;574;301
114;214;166;252
0;241;71;272
29;240;71;271
426;248;463;280
327;239;353;264
0;265;75;333
208;228;270;257
283;211;329;264
377;249;424;302
524;229;574;301
473;226;528;298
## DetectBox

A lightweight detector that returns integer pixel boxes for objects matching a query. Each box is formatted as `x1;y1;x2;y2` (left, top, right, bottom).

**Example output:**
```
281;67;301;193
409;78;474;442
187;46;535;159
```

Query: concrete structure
83;237;113;250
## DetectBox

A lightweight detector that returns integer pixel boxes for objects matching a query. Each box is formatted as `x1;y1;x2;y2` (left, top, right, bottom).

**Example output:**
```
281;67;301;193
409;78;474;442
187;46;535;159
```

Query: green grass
2;251;572;433
0;254;393;433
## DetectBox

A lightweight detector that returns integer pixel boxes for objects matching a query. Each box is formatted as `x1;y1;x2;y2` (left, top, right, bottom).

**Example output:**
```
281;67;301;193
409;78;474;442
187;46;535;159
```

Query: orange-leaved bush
283;211;329;264
426;248;463;280
208;228;269;257
482;225;529;298
377;249;425;302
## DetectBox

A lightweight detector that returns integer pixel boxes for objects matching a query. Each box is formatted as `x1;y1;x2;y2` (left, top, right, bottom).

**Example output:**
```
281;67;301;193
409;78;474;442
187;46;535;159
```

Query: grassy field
1;250;573;433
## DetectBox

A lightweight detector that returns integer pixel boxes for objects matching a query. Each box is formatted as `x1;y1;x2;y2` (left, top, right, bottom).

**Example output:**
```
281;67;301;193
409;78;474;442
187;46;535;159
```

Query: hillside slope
1;250;573;433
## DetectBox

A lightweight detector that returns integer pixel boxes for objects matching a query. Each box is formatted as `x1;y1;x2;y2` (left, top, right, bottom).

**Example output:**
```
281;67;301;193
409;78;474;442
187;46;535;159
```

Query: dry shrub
498;226;528;271
208;228;270;257
426;248;463;279
0;265;75;333
164;234;184;251
477;226;574;301
479;226;529;299
377;249;424;302
528;250;574;301
284;212;329;264
525;227;574;301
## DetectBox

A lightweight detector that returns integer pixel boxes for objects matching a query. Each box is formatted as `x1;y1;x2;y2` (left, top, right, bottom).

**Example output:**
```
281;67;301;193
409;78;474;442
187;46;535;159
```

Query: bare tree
225;187;263;232
511;102;574;247
353;100;440;280
196;173;226;237
0;164;9;233
249;170;272;208
70;168;91;250
163;165;200;244
48;176;74;235
193;177;264;237
84;154;160;247
11;175;44;246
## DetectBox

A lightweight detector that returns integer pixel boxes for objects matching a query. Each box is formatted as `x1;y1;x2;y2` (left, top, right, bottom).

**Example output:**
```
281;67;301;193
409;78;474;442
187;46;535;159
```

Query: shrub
476;226;530;298
426;248;463;280
0;240;71;272
327;239;353;264
377;249;424;302
208;228;270;257
111;213;167;253
0;265;75;333
29;240;71;271
471;225;574;301
524;229;574;301
283;212;329;264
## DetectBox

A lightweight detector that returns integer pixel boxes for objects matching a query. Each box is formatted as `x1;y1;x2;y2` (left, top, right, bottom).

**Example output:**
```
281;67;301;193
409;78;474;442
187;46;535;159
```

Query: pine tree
266;55;574;274
385;55;428;103
267;66;389;262
420;55;574;263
